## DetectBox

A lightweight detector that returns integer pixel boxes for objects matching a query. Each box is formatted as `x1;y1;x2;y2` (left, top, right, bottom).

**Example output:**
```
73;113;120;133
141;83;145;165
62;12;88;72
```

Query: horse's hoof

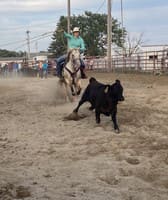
96;119;100;124
69;96;75;102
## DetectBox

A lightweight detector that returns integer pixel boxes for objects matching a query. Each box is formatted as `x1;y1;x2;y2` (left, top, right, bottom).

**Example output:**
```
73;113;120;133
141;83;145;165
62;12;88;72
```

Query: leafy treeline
0;49;25;57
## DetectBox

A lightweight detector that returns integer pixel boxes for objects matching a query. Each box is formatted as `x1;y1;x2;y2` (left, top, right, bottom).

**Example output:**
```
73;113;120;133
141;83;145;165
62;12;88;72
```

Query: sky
0;0;168;52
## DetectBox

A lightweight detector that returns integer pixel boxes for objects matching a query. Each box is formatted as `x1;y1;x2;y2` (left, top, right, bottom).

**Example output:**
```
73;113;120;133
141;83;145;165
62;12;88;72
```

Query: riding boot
80;68;87;79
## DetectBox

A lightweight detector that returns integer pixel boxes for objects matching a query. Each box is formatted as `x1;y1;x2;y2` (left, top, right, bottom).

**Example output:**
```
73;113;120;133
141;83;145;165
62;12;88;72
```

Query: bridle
63;50;81;96
64;56;80;85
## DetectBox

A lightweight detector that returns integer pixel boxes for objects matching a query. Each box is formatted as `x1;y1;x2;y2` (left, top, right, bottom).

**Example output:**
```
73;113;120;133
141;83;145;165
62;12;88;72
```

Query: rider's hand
58;28;64;33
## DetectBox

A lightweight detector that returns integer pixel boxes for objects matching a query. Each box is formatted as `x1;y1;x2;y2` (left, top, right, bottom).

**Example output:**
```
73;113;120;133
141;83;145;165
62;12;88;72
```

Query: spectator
42;60;48;78
89;59;94;70
13;62;18;77
18;62;22;76
4;63;9;77
38;61;43;78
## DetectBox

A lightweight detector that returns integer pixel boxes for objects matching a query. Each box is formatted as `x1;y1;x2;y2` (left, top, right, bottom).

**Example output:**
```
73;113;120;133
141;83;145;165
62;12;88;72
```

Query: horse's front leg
76;79;82;95
64;79;74;102
71;85;76;96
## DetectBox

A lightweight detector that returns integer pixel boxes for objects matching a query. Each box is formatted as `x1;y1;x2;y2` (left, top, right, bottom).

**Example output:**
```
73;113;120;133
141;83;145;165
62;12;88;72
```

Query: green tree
0;49;25;57
48;11;126;57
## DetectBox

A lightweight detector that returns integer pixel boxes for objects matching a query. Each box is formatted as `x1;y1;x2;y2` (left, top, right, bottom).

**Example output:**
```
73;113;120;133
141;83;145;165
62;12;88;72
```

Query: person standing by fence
42;60;48;78
89;59;94;70
4;63;9;77
13;62;18;77
38;61;43;78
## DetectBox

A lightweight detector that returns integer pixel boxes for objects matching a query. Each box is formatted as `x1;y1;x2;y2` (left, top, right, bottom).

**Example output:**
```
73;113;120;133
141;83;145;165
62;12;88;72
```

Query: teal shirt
64;32;85;52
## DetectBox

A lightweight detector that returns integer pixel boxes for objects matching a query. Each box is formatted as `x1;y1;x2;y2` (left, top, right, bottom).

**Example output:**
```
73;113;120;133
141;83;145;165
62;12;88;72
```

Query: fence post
137;55;140;71
153;52;156;74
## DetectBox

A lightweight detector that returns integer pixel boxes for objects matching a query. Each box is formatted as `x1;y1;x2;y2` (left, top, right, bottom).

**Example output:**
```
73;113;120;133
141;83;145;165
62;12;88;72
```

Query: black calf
73;77;124;133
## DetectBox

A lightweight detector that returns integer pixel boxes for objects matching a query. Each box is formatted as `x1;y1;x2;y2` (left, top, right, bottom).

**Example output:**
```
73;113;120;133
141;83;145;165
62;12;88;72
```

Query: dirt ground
0;72;168;200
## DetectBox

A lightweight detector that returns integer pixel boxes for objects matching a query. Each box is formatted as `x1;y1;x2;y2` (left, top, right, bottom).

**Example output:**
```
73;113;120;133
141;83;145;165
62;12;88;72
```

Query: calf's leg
73;99;86;113
73;89;90;113
111;107;120;133
95;109;101;124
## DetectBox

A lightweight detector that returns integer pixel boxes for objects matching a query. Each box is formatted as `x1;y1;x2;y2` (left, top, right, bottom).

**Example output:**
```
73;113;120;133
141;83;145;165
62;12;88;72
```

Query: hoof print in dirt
99;174;120;186
0;184;31;199
16;186;31;199
64;112;86;121
126;157;140;165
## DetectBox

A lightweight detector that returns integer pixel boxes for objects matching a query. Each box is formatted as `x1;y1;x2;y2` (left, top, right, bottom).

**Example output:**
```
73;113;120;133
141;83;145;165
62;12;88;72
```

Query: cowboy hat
72;27;80;32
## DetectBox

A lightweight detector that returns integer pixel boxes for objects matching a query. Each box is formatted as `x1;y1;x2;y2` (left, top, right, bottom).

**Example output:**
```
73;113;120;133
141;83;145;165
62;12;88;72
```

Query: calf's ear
89;77;96;84
104;86;109;93
115;79;120;84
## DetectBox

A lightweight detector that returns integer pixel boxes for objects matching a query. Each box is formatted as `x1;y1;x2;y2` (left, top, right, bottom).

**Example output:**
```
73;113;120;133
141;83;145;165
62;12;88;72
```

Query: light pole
67;0;71;33
26;30;31;61
121;0;124;45
107;0;112;70
35;41;38;54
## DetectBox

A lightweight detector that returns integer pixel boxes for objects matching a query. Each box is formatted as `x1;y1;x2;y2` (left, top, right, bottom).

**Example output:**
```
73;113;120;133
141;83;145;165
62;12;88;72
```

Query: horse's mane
66;49;73;63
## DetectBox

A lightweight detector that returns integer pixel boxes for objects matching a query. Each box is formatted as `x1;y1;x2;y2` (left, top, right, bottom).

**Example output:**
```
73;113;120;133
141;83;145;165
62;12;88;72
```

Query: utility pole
121;0;124;45
107;0;112;71
67;0;71;33
120;0;125;70
35;41;38;54
26;30;31;61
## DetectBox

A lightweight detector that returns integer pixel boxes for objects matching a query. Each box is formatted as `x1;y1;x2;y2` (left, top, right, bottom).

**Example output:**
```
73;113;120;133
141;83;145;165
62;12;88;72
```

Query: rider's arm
64;31;73;39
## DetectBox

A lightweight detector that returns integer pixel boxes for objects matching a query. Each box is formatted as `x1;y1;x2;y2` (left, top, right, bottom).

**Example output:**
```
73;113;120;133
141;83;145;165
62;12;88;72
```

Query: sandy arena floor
0;72;168;200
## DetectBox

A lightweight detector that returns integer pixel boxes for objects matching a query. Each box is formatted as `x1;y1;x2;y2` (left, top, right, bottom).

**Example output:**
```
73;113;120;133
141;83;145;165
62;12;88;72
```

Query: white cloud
0;0;98;13
0;0;62;12
112;4;168;45
125;5;168;22
0;0;101;52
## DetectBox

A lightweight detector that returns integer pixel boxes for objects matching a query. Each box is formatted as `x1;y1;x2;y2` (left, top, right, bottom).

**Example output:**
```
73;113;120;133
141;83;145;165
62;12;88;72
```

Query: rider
56;27;87;79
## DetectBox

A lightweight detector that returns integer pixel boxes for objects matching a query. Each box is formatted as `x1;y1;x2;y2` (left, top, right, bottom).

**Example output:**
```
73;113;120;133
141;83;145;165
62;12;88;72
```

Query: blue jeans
56;54;85;77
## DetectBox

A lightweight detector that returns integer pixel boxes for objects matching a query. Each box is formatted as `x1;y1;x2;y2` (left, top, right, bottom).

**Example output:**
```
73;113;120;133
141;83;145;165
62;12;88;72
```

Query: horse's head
67;48;81;68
